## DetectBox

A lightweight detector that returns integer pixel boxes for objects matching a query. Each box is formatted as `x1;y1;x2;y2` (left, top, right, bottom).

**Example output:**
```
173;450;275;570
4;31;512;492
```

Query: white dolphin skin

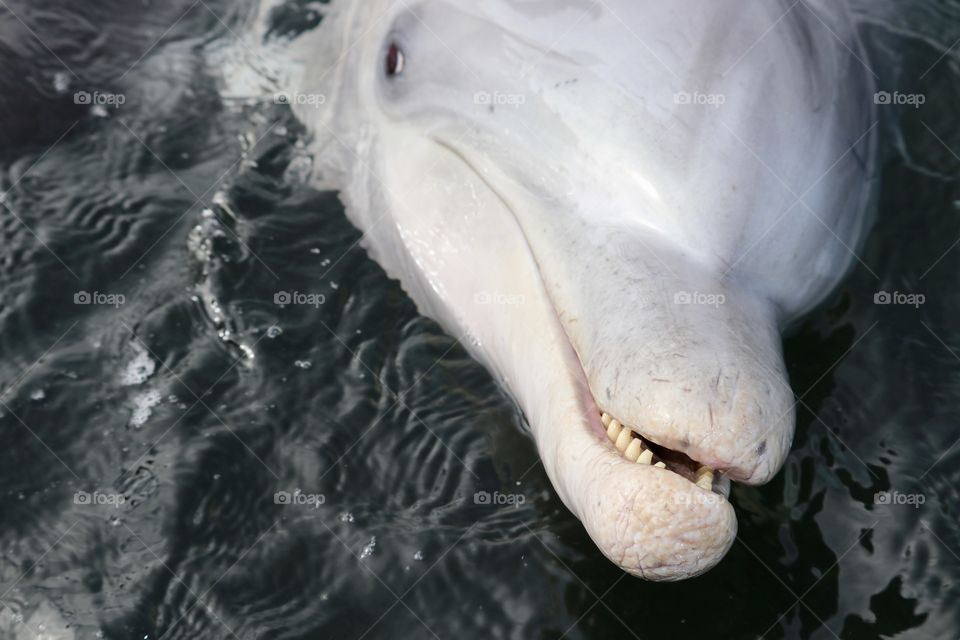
281;0;876;580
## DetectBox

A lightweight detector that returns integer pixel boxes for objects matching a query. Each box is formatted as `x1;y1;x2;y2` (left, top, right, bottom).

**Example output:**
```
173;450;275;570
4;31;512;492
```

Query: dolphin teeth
599;410;721;494
606;418;622;441
696;465;715;490
624;438;643;462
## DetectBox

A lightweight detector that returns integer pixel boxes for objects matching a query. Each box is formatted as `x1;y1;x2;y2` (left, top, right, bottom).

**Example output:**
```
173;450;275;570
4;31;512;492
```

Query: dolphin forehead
372;0;873;315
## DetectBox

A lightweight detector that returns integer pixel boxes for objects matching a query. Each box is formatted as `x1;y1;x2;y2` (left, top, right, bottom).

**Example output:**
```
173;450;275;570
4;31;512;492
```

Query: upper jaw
580;293;796;489
534;224;797;486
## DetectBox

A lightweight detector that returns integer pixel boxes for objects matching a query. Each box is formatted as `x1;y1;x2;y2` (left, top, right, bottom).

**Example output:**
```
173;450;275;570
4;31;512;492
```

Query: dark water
1;1;959;638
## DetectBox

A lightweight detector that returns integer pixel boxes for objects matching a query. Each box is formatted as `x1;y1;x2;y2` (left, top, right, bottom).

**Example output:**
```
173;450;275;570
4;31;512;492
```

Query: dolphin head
289;0;875;579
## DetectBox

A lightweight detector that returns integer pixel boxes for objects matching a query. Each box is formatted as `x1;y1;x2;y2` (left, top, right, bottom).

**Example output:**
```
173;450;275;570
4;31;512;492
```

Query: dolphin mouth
546;328;740;581
596;410;731;498
522;238;742;580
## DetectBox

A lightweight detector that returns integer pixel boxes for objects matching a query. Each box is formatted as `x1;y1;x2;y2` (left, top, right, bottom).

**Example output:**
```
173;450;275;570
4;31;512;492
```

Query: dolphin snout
535;228;797;487
513;222;798;576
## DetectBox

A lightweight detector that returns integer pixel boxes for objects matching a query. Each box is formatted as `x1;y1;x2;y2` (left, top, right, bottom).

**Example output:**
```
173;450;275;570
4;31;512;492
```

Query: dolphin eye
385;42;405;77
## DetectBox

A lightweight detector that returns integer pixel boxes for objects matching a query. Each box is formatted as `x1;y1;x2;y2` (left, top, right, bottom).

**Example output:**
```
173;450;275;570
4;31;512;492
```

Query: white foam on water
360;536;376;559
120;342;155;386
130;390;163;428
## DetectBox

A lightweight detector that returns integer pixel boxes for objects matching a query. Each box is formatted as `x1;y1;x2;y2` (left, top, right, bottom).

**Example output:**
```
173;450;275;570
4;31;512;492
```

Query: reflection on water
0;1;959;638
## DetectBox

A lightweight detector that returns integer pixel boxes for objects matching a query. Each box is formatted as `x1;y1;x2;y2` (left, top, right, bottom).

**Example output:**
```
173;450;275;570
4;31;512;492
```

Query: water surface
1;1;959;638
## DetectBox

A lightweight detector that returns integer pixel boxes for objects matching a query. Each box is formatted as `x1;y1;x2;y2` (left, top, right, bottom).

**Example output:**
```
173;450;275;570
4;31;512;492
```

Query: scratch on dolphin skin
729;370;741;407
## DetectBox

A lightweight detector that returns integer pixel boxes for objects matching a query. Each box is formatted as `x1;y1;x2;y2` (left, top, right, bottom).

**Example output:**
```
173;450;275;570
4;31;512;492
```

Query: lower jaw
565;405;739;581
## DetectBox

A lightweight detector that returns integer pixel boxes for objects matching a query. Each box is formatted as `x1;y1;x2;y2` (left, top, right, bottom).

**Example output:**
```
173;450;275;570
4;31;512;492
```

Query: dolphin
273;0;876;580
